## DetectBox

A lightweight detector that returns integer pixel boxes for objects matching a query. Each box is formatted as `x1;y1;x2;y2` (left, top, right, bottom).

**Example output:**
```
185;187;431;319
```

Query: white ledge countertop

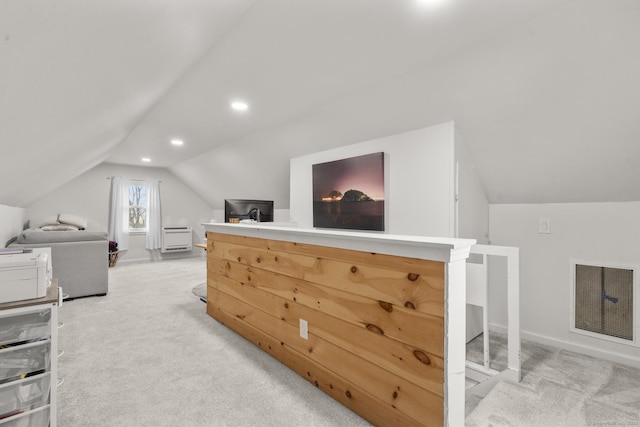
202;222;475;263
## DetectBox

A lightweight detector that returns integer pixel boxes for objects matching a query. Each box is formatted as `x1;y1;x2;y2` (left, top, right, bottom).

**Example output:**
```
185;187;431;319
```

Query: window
129;184;147;231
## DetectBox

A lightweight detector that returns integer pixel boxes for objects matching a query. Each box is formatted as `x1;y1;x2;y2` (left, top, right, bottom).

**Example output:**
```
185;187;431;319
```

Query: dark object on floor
108;250;119;267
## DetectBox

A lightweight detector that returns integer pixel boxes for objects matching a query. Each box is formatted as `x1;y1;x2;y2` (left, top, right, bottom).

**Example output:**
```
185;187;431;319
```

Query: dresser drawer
0;343;50;384
0;311;51;346
0;374;50;420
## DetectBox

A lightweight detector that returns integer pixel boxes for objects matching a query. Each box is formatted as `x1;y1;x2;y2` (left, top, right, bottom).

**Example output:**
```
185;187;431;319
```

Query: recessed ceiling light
171;139;184;146
141;157;151;163
417;0;445;7
231;101;249;112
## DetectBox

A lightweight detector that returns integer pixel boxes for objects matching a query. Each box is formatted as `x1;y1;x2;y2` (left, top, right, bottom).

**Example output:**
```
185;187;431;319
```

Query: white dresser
0;282;58;427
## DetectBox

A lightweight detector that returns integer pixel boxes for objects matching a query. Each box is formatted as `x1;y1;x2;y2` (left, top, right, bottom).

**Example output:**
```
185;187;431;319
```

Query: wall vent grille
161;226;192;253
573;263;633;342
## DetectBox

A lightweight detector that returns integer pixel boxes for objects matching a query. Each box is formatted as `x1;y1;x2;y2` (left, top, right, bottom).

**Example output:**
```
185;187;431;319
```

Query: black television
224;199;274;223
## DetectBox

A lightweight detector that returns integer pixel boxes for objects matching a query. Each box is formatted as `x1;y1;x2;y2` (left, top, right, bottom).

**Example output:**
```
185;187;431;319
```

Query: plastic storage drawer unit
0;342;50;384
0;406;49;426
0;374;51;421
0;311;50;347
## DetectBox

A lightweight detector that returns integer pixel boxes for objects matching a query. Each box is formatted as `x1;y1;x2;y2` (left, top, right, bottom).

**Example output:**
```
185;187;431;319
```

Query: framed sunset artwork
312;152;384;231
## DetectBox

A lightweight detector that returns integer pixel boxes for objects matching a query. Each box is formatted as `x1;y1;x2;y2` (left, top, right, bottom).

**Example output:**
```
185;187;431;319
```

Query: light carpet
465;332;640;426
58;257;640;426
57;257;371;427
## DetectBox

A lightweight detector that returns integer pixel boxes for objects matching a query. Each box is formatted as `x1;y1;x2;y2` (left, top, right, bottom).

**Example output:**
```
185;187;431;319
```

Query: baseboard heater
161;226;192;253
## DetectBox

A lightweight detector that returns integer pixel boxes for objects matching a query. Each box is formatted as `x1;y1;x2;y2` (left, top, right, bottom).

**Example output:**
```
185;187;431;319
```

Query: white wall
489;202;640;367
0;204;26;247
289;123;455;237
26;163;213;263
169;13;500;214
455;131;489;243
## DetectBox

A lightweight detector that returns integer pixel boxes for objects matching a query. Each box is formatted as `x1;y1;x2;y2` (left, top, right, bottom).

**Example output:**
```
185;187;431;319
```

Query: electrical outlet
299;319;308;340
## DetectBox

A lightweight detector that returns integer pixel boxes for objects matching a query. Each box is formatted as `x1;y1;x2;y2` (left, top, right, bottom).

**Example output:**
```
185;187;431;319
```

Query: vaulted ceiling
2;0;639;208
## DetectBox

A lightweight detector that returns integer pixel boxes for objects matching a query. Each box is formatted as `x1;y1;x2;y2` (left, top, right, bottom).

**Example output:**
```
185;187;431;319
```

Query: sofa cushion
41;224;80;231
15;228;107;244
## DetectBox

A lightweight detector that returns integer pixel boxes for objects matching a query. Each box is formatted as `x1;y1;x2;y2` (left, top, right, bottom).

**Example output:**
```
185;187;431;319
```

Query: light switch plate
539;218;551;234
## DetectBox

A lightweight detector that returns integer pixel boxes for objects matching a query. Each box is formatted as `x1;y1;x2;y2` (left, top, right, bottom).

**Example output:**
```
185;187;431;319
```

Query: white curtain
145;178;162;250
108;176;129;251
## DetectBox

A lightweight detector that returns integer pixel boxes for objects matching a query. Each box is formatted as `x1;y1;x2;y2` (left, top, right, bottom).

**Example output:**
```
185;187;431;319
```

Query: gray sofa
9;216;109;299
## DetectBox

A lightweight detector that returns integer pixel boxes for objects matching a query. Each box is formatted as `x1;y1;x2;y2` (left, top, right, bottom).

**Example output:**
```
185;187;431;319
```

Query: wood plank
207;231;444;278
207;300;427;427
206;233;448;427
211;241;444;317
207;286;443;426
208;257;445;359
208;269;444;394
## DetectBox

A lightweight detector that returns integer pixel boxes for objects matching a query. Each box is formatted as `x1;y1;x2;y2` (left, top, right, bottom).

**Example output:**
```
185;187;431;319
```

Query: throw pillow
57;213;88;230
29;216;60;229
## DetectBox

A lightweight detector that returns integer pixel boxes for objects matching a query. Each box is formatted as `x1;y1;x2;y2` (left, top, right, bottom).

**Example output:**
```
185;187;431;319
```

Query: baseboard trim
488;323;640;369
117;254;202;265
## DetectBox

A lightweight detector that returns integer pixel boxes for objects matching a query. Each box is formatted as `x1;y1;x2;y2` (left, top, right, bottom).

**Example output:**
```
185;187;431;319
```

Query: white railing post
466;244;521;391
506;247;521;382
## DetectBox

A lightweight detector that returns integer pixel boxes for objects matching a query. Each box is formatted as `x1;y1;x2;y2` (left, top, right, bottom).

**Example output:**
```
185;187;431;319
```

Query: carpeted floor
57;257;371;427
56;257;640;426
465;332;640;426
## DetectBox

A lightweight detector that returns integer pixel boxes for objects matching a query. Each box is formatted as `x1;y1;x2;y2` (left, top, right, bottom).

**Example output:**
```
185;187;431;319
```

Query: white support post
445;252;468;427
506;247;521;382
482;253;490;370
50;300;58;427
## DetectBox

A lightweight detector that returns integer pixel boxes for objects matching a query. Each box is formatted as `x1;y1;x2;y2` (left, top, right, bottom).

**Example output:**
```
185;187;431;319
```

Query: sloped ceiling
2;0;639;208
0;0;255;206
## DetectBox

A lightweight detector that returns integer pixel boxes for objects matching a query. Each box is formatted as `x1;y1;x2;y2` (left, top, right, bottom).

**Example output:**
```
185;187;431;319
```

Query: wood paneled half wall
204;224;474;426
